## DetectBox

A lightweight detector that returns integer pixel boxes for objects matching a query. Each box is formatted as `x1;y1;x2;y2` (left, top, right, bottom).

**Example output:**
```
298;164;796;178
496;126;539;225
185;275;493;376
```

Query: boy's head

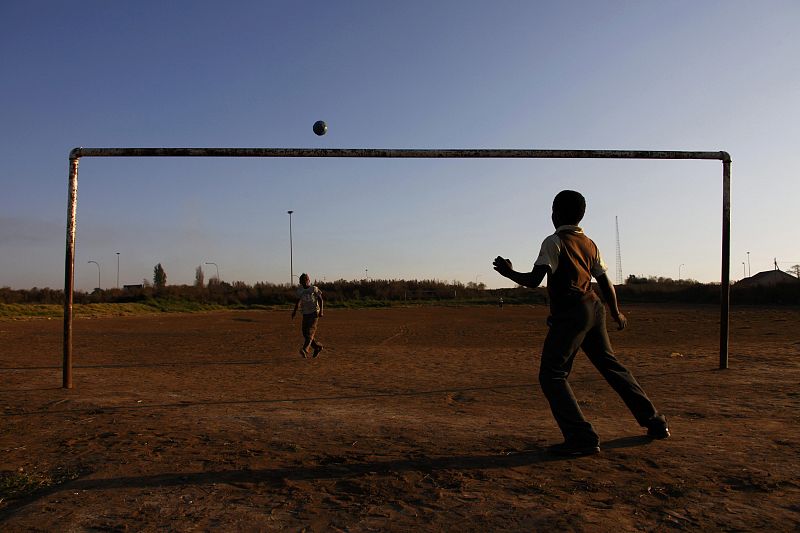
299;273;310;287
552;190;586;227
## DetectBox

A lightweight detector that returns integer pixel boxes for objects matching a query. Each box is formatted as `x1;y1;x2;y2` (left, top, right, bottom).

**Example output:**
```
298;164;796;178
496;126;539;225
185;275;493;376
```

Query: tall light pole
742;262;746;278
116;252;120;288
205;262;219;281
88;261;100;290
746;251;751;277
287;210;294;286
678;264;684;281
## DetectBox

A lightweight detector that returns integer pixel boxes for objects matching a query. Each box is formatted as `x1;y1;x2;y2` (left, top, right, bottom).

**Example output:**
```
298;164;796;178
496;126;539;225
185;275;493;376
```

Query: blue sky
1;1;798;290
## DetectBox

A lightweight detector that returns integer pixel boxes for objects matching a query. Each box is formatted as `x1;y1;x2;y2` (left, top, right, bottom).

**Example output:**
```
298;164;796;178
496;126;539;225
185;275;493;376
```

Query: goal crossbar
71;147;728;160
63;147;732;388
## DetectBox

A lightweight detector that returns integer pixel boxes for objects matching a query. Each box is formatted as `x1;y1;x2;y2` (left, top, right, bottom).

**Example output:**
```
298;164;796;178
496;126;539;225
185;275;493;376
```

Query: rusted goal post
63;148;732;388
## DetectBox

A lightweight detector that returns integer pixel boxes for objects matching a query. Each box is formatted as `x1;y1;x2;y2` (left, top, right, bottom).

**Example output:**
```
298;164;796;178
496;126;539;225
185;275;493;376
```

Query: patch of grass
334;299;391;309
0;298;518;319
0;467;82;502
0;304;63;319
140;298;224;313
0;301;226;320
0;303;151;319
76;303;161;317
0;470;41;499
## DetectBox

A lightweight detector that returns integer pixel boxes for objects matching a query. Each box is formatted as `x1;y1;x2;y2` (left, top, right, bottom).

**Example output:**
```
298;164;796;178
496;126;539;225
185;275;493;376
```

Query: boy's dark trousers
301;311;321;353
539;294;658;444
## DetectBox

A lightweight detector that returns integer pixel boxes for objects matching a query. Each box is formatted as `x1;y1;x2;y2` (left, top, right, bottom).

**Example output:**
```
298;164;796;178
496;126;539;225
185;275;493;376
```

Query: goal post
63;147;732;388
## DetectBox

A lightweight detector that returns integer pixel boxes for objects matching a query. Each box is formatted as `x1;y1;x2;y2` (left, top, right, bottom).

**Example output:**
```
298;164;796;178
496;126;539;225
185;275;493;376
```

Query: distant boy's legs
301;312;322;356
539;302;599;445
581;300;662;428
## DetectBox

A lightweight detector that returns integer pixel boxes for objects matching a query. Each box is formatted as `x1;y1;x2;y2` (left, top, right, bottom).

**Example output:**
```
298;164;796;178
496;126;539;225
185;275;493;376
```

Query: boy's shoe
646;417;671;439
299;348;308;358
312;345;324;358
547;440;600;457
646;423;671;439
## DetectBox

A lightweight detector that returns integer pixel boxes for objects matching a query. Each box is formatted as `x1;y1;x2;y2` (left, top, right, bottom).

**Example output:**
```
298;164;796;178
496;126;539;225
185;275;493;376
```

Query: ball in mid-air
313;120;327;136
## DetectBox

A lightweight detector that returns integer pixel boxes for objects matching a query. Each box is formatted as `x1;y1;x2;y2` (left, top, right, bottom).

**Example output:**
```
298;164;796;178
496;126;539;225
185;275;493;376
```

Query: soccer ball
313;121;327;136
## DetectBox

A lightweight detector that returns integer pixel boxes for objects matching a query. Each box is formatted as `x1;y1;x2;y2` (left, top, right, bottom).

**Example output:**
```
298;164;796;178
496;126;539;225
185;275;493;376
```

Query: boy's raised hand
493;256;513;277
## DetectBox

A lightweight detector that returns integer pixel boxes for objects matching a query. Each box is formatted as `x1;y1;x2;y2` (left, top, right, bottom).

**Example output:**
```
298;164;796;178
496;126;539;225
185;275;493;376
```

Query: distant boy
292;273;324;358
493;190;669;456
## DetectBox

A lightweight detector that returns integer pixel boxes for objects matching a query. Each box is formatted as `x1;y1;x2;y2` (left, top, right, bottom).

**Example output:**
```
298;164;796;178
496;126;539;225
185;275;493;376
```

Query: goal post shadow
63;148;732;388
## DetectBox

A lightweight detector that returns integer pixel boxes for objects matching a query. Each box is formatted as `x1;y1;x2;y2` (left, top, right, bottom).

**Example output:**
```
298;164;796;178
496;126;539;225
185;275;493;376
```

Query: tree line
1;267;798;306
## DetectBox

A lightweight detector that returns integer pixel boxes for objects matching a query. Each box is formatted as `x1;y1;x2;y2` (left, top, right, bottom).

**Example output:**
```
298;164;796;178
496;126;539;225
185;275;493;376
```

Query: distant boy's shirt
535;225;608;311
297;285;322;315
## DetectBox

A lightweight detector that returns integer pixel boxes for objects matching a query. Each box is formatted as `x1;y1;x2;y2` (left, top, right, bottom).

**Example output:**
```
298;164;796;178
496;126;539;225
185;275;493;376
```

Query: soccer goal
62;147;732;388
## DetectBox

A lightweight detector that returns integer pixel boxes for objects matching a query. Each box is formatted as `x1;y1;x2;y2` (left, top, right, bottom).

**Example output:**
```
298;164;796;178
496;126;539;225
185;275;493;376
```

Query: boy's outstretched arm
493;257;548;289
596;273;627;330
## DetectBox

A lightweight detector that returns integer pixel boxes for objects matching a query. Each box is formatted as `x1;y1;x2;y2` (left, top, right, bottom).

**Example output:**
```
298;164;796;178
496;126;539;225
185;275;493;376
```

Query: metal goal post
63;147;732;388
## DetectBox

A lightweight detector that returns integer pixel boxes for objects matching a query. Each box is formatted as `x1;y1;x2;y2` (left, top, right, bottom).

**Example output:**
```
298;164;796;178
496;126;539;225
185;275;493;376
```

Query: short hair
299;273;309;283
552;190;586;224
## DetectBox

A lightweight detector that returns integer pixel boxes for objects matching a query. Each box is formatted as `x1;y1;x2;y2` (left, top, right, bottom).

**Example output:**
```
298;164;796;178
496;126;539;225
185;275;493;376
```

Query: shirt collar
556;224;583;234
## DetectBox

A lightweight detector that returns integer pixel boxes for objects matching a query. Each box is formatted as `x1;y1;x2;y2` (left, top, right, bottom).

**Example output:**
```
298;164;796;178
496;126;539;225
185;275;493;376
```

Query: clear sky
1;1;798;291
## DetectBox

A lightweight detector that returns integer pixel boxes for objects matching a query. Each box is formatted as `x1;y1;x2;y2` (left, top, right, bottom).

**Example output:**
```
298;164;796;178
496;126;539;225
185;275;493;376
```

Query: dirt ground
1;304;799;531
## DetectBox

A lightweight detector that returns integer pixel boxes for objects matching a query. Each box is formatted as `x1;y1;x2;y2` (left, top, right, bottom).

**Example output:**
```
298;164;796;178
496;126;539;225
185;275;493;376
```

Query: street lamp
88;261;100;290
678;264;685;281
742;262;746;278
205;262;219;281
288;210;294;286
746;251;751;277
116;252;120;288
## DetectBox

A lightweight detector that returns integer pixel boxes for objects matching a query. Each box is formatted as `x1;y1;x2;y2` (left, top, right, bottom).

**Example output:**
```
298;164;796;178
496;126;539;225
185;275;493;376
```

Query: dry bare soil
1;304;799;531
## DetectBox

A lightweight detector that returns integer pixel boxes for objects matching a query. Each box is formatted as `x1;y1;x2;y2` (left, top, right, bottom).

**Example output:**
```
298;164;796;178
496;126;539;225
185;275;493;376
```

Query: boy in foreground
493;190;669;456
292;273;324;358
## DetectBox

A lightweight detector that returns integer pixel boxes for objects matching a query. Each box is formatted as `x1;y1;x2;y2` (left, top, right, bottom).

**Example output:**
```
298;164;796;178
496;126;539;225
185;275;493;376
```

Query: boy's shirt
534;225;608;312
297;285;322;315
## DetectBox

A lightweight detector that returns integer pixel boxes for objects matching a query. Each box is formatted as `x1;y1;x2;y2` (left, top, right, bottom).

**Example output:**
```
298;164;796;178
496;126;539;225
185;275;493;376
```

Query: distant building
736;269;800;288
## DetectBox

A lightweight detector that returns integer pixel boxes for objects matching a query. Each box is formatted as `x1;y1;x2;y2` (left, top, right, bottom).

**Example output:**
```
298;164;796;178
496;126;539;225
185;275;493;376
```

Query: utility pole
288;211;294;286
615;216;623;285
88;261;100;290
205;262;219;281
